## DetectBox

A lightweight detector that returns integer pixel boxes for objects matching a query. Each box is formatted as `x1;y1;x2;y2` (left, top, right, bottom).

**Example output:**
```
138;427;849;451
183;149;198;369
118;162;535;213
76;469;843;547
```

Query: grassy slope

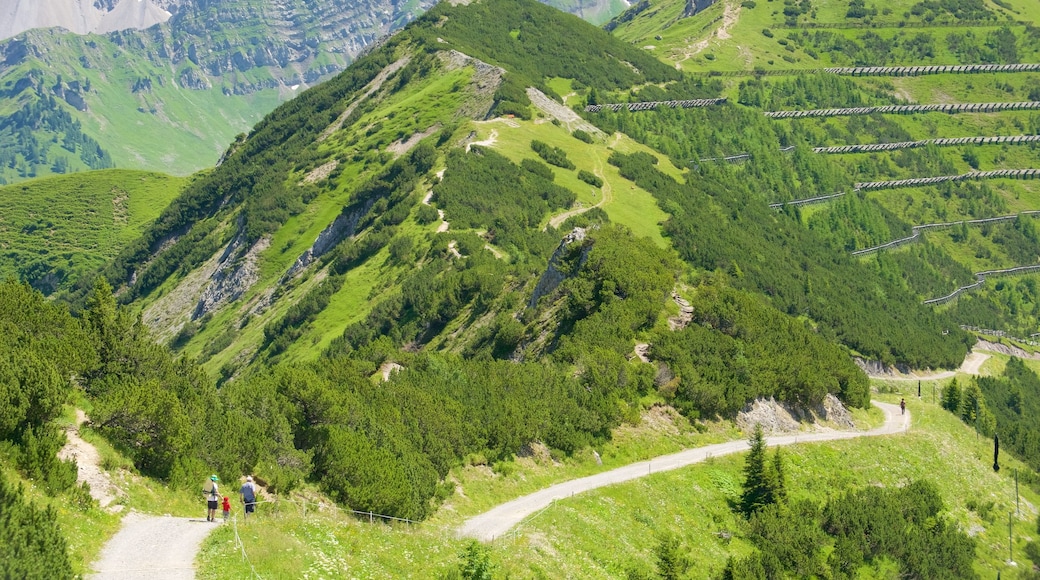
613;0;1040;75
196;358;1039;577
0;30;290;183
0;169;185;286
156;55;689;373
607;0;1040;334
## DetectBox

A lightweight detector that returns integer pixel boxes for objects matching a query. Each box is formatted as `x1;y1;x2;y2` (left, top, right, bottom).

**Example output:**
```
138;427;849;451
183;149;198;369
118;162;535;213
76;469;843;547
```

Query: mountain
0;0;629;185
70;0;969;392
0;0;173;40
7;0;1040;575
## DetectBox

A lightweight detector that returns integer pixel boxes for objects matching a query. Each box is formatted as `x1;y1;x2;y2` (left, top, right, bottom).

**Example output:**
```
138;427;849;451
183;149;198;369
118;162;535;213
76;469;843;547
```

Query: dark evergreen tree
941;378;962;413
740;425;773;517
0;477;74;580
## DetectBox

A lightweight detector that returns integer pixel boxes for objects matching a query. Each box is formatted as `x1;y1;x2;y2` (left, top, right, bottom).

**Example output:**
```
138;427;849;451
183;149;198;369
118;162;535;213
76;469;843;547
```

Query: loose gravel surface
458;401;908;541
89;512;220;579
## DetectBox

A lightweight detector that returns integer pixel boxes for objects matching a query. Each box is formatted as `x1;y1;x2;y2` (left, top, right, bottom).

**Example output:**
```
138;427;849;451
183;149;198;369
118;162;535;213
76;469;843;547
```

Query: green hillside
0;0;632;186
194;384;1040;578
0;169;185;294
12;0;1040;575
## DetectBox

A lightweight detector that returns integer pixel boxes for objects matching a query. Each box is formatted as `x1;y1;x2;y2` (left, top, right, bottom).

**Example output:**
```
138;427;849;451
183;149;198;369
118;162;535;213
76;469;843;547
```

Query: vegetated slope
602;0;1040;346
0;0;632;185
34;0;884;528
0;169;185;294
0;0;433;184
194;390;1040;577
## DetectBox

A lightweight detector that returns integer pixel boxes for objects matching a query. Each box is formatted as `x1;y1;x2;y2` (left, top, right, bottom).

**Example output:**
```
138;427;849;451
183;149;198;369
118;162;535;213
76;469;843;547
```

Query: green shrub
531;140;576;170
572;129;594;144
0;476;74;579
577;170;604;188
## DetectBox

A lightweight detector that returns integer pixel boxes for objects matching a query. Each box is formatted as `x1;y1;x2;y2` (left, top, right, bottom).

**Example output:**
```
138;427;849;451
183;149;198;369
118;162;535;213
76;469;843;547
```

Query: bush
521;158;555;181
572;129;595;144
530;140;575;169
578;170;604;188
0;476;74;579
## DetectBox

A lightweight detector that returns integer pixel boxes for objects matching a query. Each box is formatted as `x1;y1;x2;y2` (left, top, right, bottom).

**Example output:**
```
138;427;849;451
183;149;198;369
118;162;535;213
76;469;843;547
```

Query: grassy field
195;365;1040;578
611;0;1040;78
0;169;185;292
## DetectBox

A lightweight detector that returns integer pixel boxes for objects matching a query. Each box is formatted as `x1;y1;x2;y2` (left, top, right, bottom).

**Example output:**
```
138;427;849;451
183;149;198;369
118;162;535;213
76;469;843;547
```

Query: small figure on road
900;398;906;415
222;496;231;522
240;475;257;519
203;475;220;522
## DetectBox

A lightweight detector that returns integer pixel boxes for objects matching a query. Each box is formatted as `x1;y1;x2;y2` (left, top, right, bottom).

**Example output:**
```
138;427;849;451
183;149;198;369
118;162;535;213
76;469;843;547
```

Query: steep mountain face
0;0;173;41
0;0;628;184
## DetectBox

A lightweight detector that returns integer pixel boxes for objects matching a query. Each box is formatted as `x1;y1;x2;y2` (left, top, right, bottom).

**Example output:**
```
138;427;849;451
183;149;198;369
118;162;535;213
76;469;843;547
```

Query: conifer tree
741;424;773;516
941;378;961;413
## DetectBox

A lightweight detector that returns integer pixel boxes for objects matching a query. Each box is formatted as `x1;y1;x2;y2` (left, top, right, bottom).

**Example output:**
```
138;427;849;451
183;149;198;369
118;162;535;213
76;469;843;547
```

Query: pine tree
941;378;961;413
654;532;690;580
741;424;773;516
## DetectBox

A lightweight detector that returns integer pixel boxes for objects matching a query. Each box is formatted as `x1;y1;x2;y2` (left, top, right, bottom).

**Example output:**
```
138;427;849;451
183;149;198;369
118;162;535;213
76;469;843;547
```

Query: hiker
240;475;258;519
900;398;906;415
222;496;231;522
203;475;220;522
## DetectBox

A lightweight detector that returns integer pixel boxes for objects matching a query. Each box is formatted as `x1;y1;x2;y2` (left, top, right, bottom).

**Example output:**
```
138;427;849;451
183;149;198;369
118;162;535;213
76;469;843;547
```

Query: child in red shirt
222;496;231;522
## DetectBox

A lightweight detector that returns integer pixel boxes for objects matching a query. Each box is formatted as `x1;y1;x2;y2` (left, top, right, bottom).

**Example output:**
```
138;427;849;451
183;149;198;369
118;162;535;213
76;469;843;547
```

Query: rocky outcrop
178;67;210;90
192;234;270;320
528;228;590;309
283;201;372;281
683;0;719;17
854;357;912;378
0;0;172;42
736;394;856;434
441;50;505;120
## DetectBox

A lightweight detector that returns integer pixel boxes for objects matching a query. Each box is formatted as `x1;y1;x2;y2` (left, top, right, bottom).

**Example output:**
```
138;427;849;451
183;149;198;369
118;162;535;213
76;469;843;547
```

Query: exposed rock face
441;50;505;120
683;0;719;17
854;357;912;378
528;227;589;309
736;394;856;434
193;234;270;320
0;0;172;41
283;201;372;281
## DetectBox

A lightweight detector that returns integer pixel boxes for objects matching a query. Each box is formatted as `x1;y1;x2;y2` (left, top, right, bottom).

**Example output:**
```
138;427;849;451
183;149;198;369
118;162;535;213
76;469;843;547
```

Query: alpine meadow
7;0;1040;577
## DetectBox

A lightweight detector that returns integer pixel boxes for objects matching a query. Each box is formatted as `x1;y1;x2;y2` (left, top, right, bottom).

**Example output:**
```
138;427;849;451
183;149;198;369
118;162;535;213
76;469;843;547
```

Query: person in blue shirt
240;475;258;519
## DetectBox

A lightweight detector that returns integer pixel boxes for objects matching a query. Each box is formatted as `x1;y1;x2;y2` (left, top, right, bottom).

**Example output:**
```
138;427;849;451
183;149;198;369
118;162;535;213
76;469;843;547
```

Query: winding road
458;401;909;541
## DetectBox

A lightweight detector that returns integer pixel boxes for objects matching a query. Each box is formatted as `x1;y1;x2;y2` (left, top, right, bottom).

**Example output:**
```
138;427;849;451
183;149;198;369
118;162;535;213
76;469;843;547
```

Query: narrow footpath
458;401;908;541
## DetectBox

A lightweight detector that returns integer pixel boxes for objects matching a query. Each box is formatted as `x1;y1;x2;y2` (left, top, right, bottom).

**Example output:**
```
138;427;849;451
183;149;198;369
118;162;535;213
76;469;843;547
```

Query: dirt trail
675;1;741;68
58;410;121;510
318;56;410;142
459;401;908;541
466;129;497;152
547;160;611;229
89;512;219;579
869;350;990;381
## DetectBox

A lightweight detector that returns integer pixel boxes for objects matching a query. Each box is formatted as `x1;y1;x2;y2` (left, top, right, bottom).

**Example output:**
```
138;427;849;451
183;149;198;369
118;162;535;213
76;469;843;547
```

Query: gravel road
458;401;908;541
89;512;220;579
